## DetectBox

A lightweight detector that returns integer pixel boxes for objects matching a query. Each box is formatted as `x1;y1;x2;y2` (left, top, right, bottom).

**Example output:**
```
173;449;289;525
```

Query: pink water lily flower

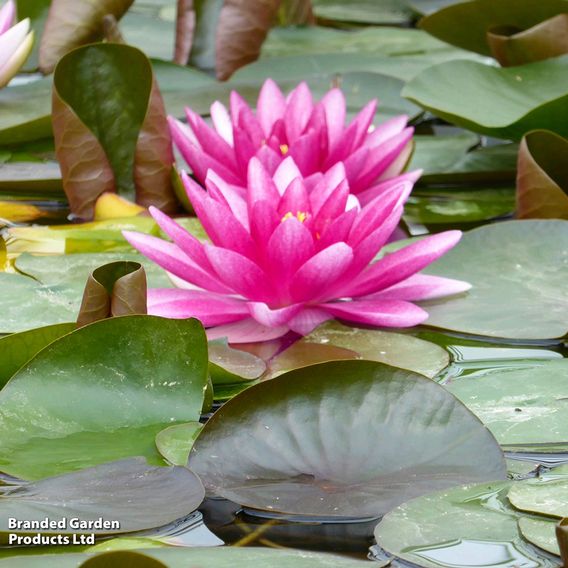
169;79;420;205
0;0;34;89
124;157;470;343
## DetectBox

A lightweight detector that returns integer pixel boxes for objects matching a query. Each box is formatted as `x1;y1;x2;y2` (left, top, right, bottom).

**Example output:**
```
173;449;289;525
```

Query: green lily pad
0;162;63;194
189;360;506;518
0;547;374;567
418;0;568;57
374;481;551;568
0;315;208;480
509;477;568;518
155;423;203;466
80;551;167;568
0;323;76;387
0;458;204;539
445;360;568;452
422;220;568;339
403;55;568;141
268;321;449;379
518;517;560;556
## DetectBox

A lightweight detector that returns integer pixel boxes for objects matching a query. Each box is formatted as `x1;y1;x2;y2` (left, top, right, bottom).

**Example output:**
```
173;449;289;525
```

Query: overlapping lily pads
0;315;208;479
0;458;204;539
404;56;568;140
189;360;506;518
422;220;568;339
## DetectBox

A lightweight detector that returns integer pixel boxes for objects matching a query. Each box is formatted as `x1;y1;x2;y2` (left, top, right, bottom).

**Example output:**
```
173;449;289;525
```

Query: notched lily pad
189;360;506;518
0;458;204;541
509;476;568;518
155;423;203;466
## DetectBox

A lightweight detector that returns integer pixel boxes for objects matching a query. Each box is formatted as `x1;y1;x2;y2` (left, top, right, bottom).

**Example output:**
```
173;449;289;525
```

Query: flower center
281;211;309;223
279;144;289;155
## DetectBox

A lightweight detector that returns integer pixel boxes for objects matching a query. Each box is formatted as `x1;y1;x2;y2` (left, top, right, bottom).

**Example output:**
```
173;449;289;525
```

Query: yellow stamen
279;144;289;155
281;211;309;223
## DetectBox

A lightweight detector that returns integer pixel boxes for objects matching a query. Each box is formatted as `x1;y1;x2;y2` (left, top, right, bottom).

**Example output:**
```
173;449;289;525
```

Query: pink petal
320;88;346;150
366;274;472;301
207;318;289;343
290;242;354;303
148;206;210;268
284;81;313;143
0;0;15;35
277;177;310;217
273;156;303;195
311;179;349;237
0;17;28;70
210;101;234;146
147;288;249;325
182;171;256;258
123;231;231;294
233;127;258;179
205;245;271;301
320;299;429;328
288;129;324;176
255;144;282;176
231;91;264;145
249;200;281;257
365;115;409;148
248;157;281;206
316;208;357;250
247;302;302;327
288;308;332;335
378;139;415;182
257;79;286;138
205;171;249;228
356;170;421;206
309;162;347;215
348;230;463;297
169;117;240;185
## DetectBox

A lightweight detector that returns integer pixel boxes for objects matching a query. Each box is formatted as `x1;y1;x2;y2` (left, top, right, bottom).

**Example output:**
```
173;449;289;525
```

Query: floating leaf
189;360;506;518
0;315;208;479
268;321;449;379
0;162;62;195
403;56;568;140
509;476;568;518
445;360;568;452
0;323;75;388
39;0;135;73
418;0;568;57
215;0;281;80
517;130;568;219
76;261;147;327
312;0;411;25
374;481;551;568
518;517;560;556
0;547;374;567
0;458;204;539
155;423;203;466
80;551;167;568
53;43;177;220
422;220;568;339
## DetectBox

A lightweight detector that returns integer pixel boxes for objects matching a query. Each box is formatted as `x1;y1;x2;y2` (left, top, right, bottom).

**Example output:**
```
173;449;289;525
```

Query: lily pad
311;0;412;25
445;360;568;452
0;323;76;387
518;517;560;556
189;360;506;518
422;220;568;339
0;162;63;194
0;547;374;567
155;423;203;466
374;481;552;568
403;55;568;140
0;315;208;479
268;321;449;379
509;477;568;518
0;458;204;539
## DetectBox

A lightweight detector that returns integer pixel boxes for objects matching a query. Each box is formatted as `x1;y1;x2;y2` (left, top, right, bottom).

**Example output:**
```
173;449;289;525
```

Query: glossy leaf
487;14;568;67
0;323;76;388
215;0;281;81
39;0;135;73
374;481;550;568
0;162;62;195
446;359;568;451
80;552;167;568
0;316;208;479
189;360;506;517
422;220;568;339
312;0;411;25
53;44;177;220
0;547;373;567
419;0;568;57
516;130;568;219
76;261;147;327
268;321;449;379
403;55;568;141
0;458;204;539
155;422;203;466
